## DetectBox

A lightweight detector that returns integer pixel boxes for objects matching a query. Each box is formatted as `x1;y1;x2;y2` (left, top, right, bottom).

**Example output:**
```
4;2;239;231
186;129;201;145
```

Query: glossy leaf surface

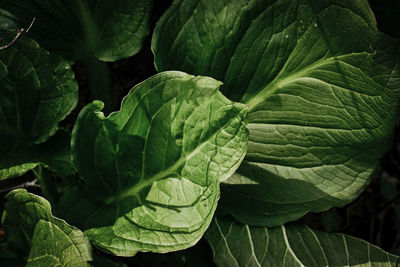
152;0;400;226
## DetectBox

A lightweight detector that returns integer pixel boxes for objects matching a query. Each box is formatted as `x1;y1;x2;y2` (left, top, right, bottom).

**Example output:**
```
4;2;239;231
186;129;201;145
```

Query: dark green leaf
0;34;77;179
0;9;17;31
0;0;153;61
1;189;92;267
152;0;400;226
205;217;399;267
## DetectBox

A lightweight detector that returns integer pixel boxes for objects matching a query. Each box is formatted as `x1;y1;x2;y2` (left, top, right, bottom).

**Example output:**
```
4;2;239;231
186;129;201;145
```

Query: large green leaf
205;217;399;266
0;34;77;179
1;189;92;267
67;71;248;255
0;0;153;61
152;0;400;226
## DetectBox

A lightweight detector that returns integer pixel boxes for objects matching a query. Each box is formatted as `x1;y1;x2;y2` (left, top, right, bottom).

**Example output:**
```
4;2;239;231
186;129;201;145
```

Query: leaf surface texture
152;0;400;225
0;35;77;179
206;217;399;267
1;189;92;267
68;71;248;255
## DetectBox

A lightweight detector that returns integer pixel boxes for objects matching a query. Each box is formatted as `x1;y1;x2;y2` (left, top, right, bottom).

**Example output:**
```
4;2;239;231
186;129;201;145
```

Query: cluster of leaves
0;0;399;266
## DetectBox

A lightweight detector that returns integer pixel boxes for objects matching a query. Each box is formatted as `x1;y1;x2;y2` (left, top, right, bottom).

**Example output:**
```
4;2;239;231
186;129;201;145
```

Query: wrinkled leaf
152;0;400;226
0;34;77;179
1;189;92;267
205;217;399;267
0;0;153;61
67;71;248;255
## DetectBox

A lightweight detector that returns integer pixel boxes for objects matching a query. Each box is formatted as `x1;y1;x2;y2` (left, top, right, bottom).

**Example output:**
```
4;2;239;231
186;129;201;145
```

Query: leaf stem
0;17;35;50
76;0;113;114
83;55;113;114
33;166;58;204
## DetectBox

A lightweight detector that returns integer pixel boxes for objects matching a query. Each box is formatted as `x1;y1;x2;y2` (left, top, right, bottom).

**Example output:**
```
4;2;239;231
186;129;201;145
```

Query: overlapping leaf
0;0;153;61
1;189;92;267
206;217;399;267
152;0;400;226
0;35;77;179
66;71;248;255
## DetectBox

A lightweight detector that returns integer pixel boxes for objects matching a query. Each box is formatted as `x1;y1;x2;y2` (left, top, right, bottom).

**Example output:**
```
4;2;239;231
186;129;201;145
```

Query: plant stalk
76;0;113;114
83;55;113;114
33;166;58;205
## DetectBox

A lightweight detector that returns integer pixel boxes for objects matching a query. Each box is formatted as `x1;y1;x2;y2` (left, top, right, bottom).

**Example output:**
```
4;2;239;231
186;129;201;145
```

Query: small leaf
67;71;248;255
205;217;399;267
1;189;92;267
0;34;77;179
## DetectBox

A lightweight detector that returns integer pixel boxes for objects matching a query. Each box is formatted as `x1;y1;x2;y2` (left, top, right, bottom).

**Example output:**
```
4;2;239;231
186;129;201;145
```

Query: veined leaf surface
69;71;248;255
205;217;399;267
0;35;78;179
152;0;400;226
0;0;153;61
1;189;92;267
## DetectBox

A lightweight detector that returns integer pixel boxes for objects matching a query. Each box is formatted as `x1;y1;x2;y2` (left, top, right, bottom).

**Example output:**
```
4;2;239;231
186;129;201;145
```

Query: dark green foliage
0;0;399;266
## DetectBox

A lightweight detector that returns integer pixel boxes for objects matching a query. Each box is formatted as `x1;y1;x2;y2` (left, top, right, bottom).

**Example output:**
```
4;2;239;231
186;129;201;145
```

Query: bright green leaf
0;0;153;61
1;189;92;267
205;217;399;267
152;0;400;226
0;34;77;179
67;71;248;255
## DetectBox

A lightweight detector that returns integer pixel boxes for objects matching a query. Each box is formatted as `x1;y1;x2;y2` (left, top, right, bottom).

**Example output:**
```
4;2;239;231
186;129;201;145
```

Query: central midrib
104;110;235;204
104;156;186;204
244;55;340;112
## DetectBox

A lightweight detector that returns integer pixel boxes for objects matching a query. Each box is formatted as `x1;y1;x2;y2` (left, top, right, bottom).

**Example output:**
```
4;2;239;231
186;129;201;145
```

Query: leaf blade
152;0;400;225
67;71;248;255
205;217;399;267
0;34;78;179
0;0;153;61
1;189;92;267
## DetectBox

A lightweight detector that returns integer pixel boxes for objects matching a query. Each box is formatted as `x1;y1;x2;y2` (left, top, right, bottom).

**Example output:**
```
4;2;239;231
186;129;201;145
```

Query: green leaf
1;189;92;267
205;217;399;267
152;0;400;225
68;71;248;255
37;129;75;177
66;72;247;256
0;0;153;61
0;9;17;31
0;34;78;179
